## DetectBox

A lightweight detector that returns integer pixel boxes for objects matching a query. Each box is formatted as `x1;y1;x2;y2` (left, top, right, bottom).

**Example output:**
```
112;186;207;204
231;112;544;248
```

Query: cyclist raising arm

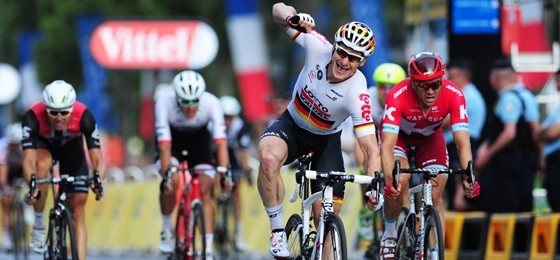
22;80;105;260
155;70;230;259
259;2;381;258
379;52;479;260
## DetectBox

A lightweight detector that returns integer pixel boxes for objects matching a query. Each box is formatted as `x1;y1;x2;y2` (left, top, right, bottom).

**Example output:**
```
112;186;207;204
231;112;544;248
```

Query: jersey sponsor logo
405;115;444;123
459;104;468;120
22;126;31;140
384;104;396;121
359;93;372;121
393;85;408;99
308;69;317;82
445;84;463;97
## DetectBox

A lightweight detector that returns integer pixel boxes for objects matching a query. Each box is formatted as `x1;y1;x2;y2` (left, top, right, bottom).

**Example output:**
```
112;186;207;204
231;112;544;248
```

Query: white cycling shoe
269;230;289;258
158;229;174;254
30;228;47;254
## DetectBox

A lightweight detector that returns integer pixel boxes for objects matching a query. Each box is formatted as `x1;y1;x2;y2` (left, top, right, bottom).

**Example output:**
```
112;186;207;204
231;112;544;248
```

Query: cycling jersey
382;78;469;137
225;117;251;170
21;101;101;193
154;91;227;170
286;31;376;138
0;137;23;185
443;83;486;143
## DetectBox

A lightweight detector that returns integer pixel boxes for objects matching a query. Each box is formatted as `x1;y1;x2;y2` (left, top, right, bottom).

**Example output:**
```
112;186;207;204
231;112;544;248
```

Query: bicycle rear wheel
396;213;417;259
45;208;78;260
189;202;206;259
175;204;188;260
11;202;29;260
423;206;444;260
284;214;303;259
322;213;347;260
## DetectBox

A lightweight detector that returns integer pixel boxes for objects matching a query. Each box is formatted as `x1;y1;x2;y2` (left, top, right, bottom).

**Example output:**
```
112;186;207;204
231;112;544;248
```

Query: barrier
444;211;465;260
485;213;517;259
529;213;560;260
458;211;489;260
511;212;534;260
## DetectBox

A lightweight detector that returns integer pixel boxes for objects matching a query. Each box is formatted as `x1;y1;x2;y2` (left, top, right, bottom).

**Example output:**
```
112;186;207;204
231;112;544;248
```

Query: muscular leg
431;174;448;236
159;170;180;215
67;192;88;260
33;149;53;217
199;174;215;234
257;136;288;214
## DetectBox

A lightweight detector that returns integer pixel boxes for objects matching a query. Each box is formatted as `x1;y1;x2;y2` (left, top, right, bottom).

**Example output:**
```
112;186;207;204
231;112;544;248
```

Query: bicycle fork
414;181;433;260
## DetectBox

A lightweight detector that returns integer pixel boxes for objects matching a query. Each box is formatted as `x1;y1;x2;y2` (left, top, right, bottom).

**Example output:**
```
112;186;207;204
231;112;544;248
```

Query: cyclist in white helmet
0;122;25;250
260;3;381;258
155;70;231;259
21;80;105;259
218;95;253;251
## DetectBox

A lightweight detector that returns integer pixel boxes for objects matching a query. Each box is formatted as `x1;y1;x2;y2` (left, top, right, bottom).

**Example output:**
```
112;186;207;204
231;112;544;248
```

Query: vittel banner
89;20;219;69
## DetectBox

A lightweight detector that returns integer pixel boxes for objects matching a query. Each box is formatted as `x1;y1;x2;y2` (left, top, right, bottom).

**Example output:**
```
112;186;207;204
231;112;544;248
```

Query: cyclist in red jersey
378;52;480;260
21;80;105;259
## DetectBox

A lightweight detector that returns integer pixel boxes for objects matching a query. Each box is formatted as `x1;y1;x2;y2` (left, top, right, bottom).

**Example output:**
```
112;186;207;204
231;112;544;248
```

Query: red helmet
408;52;445;81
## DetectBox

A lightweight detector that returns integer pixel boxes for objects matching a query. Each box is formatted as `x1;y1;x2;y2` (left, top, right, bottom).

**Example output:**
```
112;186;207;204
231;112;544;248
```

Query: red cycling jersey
381;78;469;137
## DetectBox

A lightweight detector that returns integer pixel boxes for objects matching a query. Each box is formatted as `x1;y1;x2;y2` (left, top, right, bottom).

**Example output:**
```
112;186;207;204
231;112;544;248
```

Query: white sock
265;204;284;231
236;222;243;234
206;234;213;252
162;214;172;231
382;211;398;238
34;212;45;229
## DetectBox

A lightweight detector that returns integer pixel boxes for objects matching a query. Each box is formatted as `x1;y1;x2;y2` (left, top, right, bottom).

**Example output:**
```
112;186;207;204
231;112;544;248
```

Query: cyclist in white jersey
154;70;231;259
259;3;382;258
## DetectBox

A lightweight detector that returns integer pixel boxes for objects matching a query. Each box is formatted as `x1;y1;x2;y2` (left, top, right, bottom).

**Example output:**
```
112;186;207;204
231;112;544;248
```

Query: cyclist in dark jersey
21;80;105;259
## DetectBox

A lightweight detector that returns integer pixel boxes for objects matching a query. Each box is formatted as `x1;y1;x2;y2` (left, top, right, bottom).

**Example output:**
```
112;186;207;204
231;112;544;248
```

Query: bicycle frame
394;160;475;260
287;153;380;260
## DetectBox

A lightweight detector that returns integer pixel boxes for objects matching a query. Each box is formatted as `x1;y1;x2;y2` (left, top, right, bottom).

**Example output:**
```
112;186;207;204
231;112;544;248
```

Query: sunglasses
178;98;200;107
412;79;442;91
377;84;394;91
334;45;364;63
47;108;72;117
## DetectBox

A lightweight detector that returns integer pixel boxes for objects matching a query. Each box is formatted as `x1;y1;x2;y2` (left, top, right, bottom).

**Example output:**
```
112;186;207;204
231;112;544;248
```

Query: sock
206;234;213;252
265;204;284;231
236;222;243;235
162;214;172;231
34;212;45;229
382;211;398;238
429;248;439;260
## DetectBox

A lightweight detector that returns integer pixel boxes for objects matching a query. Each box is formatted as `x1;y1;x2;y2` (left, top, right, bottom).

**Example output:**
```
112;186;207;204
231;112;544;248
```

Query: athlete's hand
384;181;401;200
286;13;315;33
463;180;480;198
24;188;41;205
91;170;105;201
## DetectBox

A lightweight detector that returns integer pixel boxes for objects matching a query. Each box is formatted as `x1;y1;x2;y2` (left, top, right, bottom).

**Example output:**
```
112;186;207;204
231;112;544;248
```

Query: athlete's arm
380;131;398;187
81;110;105;179
452;130;473;169
154;96;173;176
21;111;39;182
357;134;380;177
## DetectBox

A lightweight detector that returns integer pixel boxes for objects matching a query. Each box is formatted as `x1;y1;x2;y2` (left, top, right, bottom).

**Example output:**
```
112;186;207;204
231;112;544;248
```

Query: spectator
537;69;560;212
475;57;539;212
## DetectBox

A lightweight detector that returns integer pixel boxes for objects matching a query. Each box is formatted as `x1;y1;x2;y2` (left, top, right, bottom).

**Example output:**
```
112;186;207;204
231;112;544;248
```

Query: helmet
4;122;22;143
408;52;445;81
173;70;206;101
334;21;376;57
220;95;241;116
373;63;406;86
42;80;76;109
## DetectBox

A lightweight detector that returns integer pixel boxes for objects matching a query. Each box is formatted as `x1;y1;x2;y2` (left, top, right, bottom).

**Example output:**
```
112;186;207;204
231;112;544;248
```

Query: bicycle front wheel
396;213;417;259
11;202;29;260
284;214;303;259
423;206;444;260
45;208;78;260
189;202;206;259
322;214;347;260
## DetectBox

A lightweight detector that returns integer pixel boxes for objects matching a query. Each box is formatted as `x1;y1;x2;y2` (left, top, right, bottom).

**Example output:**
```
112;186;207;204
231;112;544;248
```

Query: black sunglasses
412;80;442;91
178;98;200;107
47;109;72;117
334;45;364;63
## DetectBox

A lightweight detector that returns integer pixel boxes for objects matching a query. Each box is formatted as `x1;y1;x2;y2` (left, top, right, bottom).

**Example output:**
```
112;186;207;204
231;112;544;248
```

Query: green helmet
373;63;406;86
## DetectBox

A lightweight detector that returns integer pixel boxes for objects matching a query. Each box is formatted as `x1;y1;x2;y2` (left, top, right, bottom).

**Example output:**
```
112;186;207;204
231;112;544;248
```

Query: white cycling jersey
286;30;376;138
155;91;227;142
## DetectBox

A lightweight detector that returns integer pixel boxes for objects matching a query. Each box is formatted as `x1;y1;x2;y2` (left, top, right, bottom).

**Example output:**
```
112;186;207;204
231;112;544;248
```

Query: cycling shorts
261;111;346;203
37;138;89;193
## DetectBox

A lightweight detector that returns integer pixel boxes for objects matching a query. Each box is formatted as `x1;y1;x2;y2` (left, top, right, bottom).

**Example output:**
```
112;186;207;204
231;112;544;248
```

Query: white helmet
42;80;76;109
173;70;206;103
334;21;376;57
4;122;22;143
220;95;241;116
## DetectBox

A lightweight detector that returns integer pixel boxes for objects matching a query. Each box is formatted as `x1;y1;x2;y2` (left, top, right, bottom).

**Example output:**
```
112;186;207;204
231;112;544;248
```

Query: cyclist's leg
0;185;13;249
67;192;88;260
27;147;52;253
230;168;247;250
196;166;216;251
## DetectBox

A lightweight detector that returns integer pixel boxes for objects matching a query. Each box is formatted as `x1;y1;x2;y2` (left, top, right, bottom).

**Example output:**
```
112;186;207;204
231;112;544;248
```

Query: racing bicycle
393;159;475;260
213;189;238;258
284;153;383;260
10;178;31;260
29;170;103;260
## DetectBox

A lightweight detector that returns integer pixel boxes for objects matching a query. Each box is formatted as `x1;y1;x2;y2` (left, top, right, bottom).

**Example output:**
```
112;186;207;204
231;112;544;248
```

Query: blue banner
76;15;116;132
349;0;390;87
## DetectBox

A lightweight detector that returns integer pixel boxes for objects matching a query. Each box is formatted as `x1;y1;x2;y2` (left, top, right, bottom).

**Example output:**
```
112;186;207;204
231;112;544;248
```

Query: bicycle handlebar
392;160;475;190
